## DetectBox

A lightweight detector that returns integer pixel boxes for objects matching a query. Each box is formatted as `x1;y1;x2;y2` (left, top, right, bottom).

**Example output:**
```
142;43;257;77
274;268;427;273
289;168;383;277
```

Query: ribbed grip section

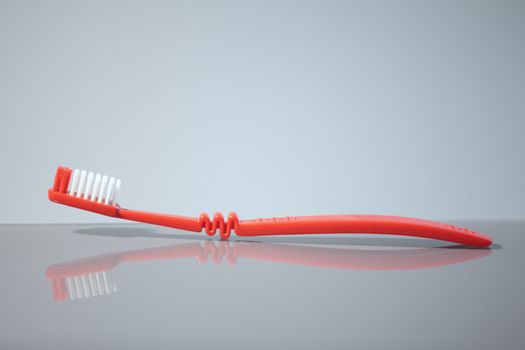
198;212;239;239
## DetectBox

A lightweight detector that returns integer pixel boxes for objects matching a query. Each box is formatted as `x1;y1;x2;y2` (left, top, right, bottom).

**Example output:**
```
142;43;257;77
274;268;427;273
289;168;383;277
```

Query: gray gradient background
1;0;524;224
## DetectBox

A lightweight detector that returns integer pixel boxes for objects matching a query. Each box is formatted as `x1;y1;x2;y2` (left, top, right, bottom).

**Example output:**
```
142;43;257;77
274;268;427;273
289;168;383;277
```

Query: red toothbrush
48;166;492;247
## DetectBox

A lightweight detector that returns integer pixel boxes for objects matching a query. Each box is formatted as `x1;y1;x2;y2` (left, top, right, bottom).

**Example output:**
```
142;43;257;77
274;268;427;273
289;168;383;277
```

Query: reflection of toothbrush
46;240;491;301
48;166;492;246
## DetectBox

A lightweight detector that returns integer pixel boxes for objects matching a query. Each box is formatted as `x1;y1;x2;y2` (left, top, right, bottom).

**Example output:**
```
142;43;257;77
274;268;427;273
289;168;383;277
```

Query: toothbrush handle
118;208;491;247
236;215;492;247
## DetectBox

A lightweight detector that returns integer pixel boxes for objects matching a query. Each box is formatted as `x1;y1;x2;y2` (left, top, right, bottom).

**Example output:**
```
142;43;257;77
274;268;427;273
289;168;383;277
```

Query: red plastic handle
117;208;491;246
237;215;492;247
49;189;492;247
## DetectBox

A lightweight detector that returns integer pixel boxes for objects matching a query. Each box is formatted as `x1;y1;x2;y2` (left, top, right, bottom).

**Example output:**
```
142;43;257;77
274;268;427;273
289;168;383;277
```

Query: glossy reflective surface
1;222;523;349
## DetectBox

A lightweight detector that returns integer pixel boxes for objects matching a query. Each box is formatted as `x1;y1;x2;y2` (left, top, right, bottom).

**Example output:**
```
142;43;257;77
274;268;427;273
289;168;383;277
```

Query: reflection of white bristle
67;169;121;206
65;270;118;300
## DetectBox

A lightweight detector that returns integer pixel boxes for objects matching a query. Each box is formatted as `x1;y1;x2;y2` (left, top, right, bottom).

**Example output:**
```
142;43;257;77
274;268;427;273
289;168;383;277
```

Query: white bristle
69;169;80;196
111;179;122;205
83;172;94;199
91;174;102;202
97;176;109;203
104;177;116;205
65;270;117;301
76;170;87;198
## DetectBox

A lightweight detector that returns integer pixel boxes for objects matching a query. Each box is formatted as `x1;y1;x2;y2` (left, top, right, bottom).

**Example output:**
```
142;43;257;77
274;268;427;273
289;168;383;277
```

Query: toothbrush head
49;166;122;217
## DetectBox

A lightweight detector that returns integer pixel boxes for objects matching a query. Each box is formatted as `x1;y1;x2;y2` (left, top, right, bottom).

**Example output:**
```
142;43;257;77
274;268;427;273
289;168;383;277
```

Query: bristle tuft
105;177;116;205
76;171;87;198
83;172;94;200
92;174;102;202
98;176;109;203
113;179;122;205
69;169;80;196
